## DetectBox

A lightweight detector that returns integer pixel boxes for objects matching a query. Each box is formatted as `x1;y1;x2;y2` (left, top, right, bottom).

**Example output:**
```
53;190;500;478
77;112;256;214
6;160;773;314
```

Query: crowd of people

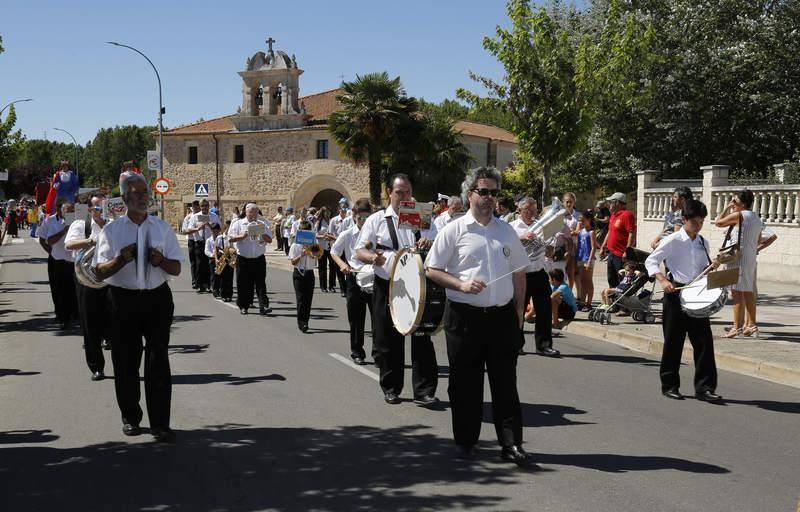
6;161;778;463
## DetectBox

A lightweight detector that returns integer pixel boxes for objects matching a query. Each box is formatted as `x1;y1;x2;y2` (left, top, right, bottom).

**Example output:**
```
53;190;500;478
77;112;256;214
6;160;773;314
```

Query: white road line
329;353;379;381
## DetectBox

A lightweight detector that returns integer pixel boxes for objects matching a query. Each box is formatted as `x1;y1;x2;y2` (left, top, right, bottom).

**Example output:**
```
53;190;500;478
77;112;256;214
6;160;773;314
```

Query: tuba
521;197;565;261
74;246;108;289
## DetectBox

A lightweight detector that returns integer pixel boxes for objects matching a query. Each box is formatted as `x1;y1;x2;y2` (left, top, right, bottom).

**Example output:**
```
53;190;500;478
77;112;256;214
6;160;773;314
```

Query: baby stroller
588;247;658;325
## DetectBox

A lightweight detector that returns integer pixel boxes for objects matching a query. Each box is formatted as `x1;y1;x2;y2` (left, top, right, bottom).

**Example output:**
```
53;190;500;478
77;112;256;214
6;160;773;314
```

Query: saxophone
214;241;237;275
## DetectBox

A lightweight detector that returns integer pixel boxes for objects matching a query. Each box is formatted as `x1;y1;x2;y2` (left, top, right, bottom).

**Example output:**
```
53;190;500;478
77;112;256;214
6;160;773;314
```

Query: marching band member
182;201;200;289
330;198;373;364
425;166;532;465
94;172;183;442
644;199;721;402
314;207;337;293
281;207;295;256
64;192;111;380
433;196;464;231
39;197;77;329
204;223;222;298
215;221;235;302
328;205;351;295
510;197;559;356
288;220;317;332
228;203;273;315
185;199;220;294
355;173;438;407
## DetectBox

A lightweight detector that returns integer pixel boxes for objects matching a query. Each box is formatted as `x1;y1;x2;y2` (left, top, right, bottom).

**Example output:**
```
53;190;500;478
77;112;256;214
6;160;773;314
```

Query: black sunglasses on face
471;188;499;197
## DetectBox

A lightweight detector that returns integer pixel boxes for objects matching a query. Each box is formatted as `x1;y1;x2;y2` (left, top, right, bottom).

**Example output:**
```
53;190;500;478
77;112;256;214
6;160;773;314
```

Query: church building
160;39;517;227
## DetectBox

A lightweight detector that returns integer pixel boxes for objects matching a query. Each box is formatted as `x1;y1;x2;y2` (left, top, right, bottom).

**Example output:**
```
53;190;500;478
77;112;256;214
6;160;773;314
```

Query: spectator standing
599;192;636;288
575;210;598;310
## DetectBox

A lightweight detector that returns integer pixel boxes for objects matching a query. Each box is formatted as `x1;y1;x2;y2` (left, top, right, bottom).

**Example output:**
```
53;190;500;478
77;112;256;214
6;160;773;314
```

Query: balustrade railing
711;187;800;224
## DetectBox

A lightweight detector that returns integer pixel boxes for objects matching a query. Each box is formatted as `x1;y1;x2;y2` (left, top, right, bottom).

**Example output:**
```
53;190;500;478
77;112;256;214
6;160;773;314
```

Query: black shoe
101;340;111;350
695;390;723;402
260;307;272;315
518;348;525;355
384;392;401;405
662;388;684;400
414;395;439;407
91;371;104;381
330;287;337;293
122;423;141;436
340;292;347;297
352;356;366;365
223;298;232;302
536;347;560;357
240;308;248;315
320;288;328;293
455;444;477;460
151;427;176;443
299;323;309;333
500;445;533;466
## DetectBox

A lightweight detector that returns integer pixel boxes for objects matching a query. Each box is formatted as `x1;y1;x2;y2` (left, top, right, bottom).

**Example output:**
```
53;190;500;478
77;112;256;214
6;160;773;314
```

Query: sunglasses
91;206;103;212
471;188;499;197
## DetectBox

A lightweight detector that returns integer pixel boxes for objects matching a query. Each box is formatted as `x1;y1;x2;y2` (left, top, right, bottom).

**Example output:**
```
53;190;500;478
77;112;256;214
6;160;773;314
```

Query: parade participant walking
600;192;636;288
95;172;183;441
204;224;223;298
185;200;221;294
288;220;317;332
273;206;285;252
356;173;438;406
510;197;559;356
314;207;337;293
651;186;693;249
426;166;531;465
330;198;373;364
65;192;111;380
281;207;296;256
434;196;464;231
645;199;721;402
39;198;77;329
214;221;235;302
228;203;273;315
329;205;351;295
181;201;200;289
4;199;19;238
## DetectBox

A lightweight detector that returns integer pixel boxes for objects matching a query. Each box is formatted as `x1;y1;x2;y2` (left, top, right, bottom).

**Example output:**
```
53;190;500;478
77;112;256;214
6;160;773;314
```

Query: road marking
329;353;379;381
12;238;24;244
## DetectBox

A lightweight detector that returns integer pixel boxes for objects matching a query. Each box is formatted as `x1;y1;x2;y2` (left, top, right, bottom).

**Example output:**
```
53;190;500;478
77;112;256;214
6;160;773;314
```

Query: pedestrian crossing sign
194;183;209;197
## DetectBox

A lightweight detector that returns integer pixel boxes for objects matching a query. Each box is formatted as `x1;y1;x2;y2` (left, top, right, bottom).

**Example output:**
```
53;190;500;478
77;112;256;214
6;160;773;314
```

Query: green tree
419;98;514;132
328;72;418;204
458;0;592;204
81;125;155;187
0;105;25;195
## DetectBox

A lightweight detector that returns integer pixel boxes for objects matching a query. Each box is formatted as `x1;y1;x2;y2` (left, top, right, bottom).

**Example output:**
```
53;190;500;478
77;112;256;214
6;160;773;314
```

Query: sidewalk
560;271;800;389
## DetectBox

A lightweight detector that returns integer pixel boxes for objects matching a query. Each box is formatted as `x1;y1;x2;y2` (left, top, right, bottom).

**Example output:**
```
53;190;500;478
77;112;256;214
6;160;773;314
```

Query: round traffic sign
153;177;171;196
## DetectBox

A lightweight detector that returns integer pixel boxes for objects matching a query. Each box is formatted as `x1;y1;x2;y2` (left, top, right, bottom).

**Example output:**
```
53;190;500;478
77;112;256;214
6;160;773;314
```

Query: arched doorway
310;189;344;212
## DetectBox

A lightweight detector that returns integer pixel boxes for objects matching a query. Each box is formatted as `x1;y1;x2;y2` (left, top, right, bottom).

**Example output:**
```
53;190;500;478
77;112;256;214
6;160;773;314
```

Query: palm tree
328;72;418;205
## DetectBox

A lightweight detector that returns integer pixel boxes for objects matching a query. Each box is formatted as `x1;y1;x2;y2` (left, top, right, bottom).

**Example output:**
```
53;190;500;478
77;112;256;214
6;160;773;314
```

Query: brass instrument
74;245;108;289
214;246;237;275
304;243;323;259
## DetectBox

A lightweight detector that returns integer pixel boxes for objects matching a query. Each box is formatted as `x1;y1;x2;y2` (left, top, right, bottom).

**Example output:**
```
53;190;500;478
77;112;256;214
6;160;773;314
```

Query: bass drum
679;276;727;318
389;248;445;336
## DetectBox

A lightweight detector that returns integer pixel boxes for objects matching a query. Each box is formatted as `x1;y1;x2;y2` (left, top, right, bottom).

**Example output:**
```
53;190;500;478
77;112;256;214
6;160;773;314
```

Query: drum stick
483;263;530;287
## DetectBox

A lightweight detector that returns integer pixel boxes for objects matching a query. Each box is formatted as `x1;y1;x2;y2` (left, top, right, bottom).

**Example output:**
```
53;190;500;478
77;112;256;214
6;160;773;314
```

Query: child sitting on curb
550;268;577;328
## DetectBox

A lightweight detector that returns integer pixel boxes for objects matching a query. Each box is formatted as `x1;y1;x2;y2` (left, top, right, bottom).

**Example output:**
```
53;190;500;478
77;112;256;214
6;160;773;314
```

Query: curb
561;321;800;390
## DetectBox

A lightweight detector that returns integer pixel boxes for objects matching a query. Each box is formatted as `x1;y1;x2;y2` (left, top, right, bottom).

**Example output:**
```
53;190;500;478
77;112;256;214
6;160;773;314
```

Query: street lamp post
53;127;79;182
0;98;33;117
106;41;165;217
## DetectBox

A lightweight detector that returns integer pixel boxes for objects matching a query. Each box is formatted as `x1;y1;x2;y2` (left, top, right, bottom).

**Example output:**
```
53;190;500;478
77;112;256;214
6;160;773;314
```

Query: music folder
706;268;739;289
295;230;317;246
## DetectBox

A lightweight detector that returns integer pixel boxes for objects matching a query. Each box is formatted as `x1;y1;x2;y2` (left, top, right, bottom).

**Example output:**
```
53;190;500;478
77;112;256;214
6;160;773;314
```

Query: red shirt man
601;192;636;287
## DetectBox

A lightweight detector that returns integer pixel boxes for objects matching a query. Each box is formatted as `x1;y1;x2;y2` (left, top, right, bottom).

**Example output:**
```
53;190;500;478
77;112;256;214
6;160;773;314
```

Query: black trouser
522;269;553;351
606;252;624;288
283;236;290;256
275;231;283;251
445;300;523;448
346;274;372;359
371;276;437;398
210;257;221;296
218;264;234;299
187;240;198;287
193;241;210;290
318;249;331;291
108;284;174;429
334;264;346;293
293;268;315;326
660;290;717;393
47;255;57;313
75;278;111;373
236;255;268;310
53;258;77;324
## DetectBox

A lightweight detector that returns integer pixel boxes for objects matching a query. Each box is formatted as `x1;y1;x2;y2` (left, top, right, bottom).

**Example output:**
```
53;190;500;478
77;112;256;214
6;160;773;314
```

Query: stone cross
266;37;276;54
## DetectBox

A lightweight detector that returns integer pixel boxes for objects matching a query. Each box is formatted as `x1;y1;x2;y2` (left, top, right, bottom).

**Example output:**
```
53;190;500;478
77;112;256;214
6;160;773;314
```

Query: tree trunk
368;157;383;207
541;163;552;207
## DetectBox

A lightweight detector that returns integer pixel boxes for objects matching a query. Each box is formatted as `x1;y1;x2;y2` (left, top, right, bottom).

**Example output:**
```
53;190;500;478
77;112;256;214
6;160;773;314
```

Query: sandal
742;325;759;338
721;328;742;339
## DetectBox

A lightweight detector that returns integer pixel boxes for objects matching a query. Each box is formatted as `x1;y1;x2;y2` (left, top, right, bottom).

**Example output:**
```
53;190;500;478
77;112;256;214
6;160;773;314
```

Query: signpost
147;150;161;172
194;183;209;198
0;169;8;181
153;177;171;196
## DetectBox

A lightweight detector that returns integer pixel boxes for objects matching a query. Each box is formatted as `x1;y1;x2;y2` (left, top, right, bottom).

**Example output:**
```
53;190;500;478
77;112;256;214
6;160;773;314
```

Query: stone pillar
281;84;289;115
636;170;659;228
701;165;729;210
264;85;272;116
773;163;787;184
242;83;253;115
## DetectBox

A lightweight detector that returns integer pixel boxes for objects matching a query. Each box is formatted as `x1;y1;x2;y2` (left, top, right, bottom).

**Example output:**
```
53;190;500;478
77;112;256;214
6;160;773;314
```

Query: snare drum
389;248;445;336
679;276;727;318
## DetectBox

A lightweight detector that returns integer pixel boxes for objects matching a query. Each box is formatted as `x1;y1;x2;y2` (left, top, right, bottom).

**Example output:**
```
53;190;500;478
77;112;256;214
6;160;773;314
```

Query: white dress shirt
282;214;295;238
329;214;348;236
288;243;316;271
645;228;711;284
509;217;545;273
433;211;451;232
425;210;528;307
65;219;104;260
204;237;216;258
188;211;221;242
181;213;194;241
355;205;439;281
331;224;363;270
229;217;273;258
316;219;331;251
95;214;183;290
39;214;72;261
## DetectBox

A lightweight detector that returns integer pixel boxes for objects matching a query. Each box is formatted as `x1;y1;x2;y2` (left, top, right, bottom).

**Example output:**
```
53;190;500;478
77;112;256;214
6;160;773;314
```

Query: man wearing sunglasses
426;167;532;466
65;192;112;381
356;173;439;407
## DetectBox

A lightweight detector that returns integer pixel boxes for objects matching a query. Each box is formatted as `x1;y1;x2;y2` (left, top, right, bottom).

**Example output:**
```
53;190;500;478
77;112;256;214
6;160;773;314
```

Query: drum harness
666;235;712;290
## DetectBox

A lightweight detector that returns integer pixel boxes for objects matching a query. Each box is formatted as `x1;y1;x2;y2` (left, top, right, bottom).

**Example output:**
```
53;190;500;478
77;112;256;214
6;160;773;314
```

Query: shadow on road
534;452;729;474
168;344;210;355
0;424;520;511
0;368;41;377
0;429;59;444
171;373;286;386
723;398;800;414
560;353;660;367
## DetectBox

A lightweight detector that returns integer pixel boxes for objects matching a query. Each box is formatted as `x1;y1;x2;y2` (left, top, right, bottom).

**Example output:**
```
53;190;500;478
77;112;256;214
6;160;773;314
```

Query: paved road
1;234;798;512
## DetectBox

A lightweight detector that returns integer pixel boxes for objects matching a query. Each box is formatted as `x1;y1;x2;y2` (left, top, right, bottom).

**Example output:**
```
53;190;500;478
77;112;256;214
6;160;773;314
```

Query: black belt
109;282;169;295
447;299;513;314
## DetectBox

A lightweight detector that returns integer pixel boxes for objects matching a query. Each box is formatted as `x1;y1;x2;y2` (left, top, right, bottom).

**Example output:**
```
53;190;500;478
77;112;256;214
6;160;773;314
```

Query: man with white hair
39;197;78;329
184;199;221;293
228;203;273;315
95;171;183;442
434;196;464;231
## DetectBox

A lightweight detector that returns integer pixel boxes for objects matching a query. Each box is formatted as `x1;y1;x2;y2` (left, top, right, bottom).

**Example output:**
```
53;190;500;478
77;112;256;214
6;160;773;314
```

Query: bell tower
234;37;307;131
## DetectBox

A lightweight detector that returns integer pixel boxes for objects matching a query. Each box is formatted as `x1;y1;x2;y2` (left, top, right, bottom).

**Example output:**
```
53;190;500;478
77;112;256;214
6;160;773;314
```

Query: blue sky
1;0;582;146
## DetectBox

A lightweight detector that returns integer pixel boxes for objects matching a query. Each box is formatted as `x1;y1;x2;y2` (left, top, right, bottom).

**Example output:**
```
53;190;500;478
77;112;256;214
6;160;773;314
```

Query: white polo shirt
510;217;546;273
645;228;710;284
355;205;438;281
425;210;528;308
39;214;72;261
331;224;363;270
95;214;183;290
229;217;273;259
181;213;194;241
288;243;316;271
65;219;105;260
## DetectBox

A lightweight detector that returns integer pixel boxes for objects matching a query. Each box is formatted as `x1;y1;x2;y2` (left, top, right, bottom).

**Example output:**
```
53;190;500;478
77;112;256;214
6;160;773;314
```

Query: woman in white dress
715;190;776;338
